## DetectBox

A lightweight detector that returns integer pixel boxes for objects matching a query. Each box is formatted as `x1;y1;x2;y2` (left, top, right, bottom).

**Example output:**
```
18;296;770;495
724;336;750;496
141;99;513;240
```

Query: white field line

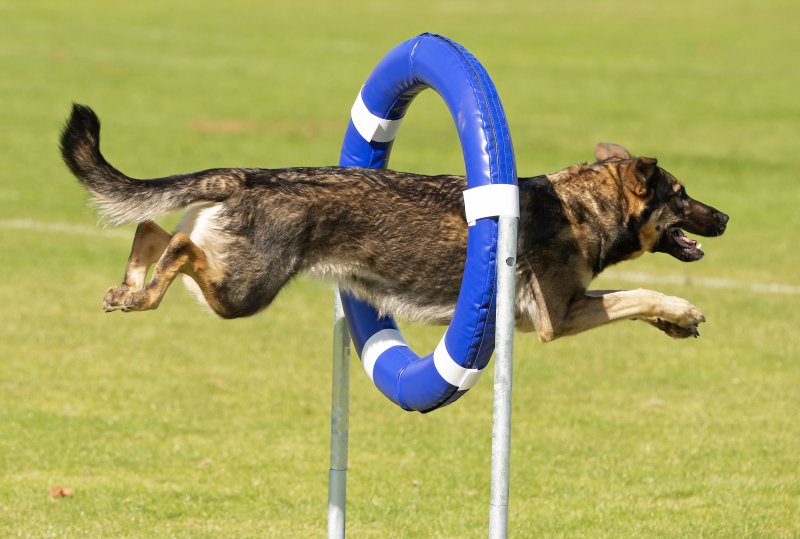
0;218;130;239
2;218;798;296
601;270;800;296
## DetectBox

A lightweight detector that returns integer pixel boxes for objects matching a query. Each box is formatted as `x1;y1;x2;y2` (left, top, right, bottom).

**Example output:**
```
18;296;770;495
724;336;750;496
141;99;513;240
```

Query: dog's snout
711;211;729;236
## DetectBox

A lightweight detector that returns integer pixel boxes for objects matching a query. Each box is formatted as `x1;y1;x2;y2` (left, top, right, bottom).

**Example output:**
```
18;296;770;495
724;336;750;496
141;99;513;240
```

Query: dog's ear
635;157;658;181
627;156;659;196
595;143;632;161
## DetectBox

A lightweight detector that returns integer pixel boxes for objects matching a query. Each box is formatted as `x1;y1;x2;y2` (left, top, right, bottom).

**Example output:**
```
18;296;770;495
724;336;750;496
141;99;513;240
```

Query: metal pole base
328;287;351;539
488;215;518;538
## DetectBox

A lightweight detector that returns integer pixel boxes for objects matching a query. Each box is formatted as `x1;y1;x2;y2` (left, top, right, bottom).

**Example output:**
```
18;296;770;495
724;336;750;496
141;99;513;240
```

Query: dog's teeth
696;243;702;250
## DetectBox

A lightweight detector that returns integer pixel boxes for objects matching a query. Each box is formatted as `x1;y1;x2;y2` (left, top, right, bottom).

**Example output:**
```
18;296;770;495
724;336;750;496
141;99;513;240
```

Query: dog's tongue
653;227;704;261
673;228;704;260
673;228;697;249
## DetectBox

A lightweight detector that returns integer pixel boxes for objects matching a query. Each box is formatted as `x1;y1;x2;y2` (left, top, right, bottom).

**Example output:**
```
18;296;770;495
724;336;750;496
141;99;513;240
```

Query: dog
60;104;728;342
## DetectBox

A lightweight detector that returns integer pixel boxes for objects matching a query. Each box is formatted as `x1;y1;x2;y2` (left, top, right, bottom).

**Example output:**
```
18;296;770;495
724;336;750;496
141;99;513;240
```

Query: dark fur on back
61;105;729;341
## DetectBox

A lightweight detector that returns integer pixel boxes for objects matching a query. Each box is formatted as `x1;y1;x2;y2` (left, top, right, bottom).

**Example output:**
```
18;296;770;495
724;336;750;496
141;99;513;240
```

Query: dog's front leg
103;221;171;312
555;289;705;340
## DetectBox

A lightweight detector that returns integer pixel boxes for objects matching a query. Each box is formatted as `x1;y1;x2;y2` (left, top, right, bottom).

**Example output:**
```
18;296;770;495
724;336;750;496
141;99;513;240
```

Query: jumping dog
61;104;728;342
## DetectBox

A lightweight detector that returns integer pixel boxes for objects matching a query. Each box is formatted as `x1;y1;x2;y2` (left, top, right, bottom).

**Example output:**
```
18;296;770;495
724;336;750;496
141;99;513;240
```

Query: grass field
1;0;799;537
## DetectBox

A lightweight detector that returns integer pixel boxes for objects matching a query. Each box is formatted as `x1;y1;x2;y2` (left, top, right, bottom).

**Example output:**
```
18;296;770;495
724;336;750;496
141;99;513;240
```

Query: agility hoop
329;34;519;538
338;33;518;413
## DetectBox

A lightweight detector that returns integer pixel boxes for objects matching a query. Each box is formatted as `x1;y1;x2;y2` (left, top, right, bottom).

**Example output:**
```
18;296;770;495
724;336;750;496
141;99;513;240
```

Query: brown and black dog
61;104;728;342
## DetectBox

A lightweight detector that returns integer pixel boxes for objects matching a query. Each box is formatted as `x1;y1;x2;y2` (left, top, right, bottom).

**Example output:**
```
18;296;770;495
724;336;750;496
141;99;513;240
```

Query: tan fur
104;223;229;316
630;219;662;259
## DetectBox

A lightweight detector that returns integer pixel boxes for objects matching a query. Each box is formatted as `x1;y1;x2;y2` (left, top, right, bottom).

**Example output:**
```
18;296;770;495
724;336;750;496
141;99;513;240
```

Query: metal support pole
488;215;518;538
328;286;351;539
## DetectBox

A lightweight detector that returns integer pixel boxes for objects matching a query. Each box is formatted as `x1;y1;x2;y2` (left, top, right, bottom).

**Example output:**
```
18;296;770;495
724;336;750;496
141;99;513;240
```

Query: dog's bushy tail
60;104;241;225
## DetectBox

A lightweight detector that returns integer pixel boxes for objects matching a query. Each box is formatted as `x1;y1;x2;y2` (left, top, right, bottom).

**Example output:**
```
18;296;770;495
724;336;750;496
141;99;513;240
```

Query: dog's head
595;143;729;262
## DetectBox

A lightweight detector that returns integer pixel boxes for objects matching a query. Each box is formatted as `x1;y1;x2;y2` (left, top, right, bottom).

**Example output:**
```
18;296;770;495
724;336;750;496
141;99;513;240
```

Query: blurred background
0;1;797;536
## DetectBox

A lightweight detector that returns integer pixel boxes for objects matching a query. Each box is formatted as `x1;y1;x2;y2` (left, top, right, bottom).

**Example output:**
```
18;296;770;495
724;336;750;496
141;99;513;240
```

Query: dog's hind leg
104;230;230;316
114;231;232;316
103;221;171;312
123;221;172;288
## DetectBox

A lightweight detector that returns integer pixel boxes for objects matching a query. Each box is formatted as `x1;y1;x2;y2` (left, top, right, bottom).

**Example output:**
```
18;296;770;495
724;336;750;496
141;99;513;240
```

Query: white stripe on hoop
350;89;403;143
433;335;484;390
360;328;408;382
463;184;519;225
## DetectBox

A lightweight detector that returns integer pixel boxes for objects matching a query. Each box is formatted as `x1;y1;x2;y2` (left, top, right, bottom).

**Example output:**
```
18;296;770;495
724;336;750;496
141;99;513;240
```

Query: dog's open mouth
656;227;704;261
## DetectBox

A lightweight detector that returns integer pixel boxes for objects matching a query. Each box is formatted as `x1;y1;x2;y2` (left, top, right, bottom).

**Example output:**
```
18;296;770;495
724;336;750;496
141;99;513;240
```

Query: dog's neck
517;171;647;277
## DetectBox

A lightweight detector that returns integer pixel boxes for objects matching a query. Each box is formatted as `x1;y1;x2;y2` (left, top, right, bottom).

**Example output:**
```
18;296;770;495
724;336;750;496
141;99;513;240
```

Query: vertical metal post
328;286;350;539
489;214;518;538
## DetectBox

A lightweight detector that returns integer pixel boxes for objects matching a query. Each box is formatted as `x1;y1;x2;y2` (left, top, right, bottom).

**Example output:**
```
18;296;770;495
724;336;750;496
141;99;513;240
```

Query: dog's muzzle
655;227;705;261
654;210;729;262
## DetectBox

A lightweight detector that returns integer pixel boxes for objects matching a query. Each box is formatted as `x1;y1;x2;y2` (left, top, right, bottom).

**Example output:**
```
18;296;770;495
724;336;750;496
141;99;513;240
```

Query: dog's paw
647;296;705;339
650;318;700;339
103;285;131;312
676;302;705;328
121;289;154;312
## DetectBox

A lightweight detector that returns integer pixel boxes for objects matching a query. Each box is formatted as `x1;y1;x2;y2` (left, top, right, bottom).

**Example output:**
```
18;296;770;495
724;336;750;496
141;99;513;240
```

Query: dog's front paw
649;296;705;339
650;318;700;339
103;285;131;312
672;300;705;329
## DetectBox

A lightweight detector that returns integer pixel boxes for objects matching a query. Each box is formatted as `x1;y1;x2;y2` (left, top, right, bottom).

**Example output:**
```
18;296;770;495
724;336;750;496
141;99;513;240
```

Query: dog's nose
715;212;729;225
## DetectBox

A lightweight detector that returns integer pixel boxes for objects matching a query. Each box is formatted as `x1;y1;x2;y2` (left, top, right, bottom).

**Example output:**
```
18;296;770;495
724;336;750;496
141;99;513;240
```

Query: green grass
1;0;799;536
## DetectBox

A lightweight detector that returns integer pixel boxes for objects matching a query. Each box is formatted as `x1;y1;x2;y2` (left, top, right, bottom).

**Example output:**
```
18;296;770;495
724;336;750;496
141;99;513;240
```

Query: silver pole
328;286;351;539
488;215;518;538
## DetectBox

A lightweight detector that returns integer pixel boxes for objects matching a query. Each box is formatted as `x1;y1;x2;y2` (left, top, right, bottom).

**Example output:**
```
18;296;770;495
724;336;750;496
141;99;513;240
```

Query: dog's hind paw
121;289;151;312
103;284;131;312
